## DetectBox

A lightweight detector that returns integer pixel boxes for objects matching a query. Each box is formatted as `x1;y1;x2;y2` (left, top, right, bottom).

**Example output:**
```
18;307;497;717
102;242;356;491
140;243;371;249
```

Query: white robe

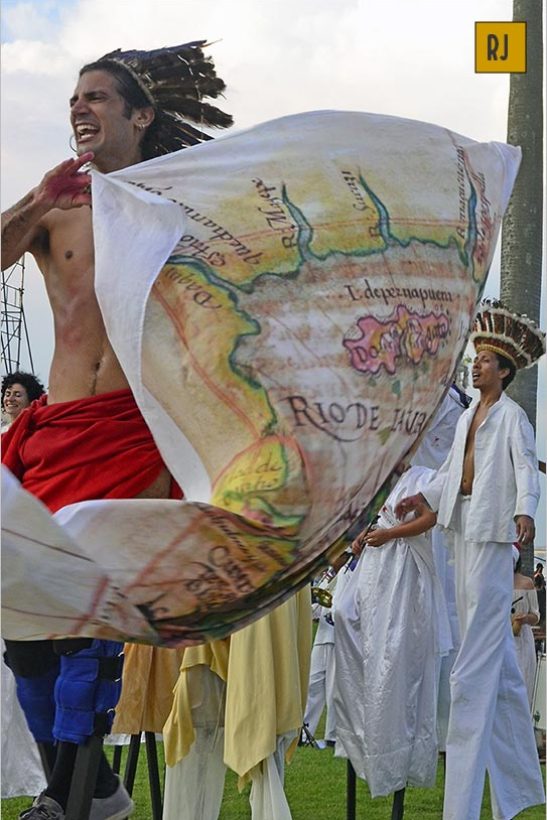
333;466;450;797
512;586;540;708
1;643;46;798
412;385;466;749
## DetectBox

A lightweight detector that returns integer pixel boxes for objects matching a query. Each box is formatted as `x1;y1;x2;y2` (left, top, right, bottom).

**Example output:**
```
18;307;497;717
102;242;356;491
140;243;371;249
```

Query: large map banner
2;111;520;645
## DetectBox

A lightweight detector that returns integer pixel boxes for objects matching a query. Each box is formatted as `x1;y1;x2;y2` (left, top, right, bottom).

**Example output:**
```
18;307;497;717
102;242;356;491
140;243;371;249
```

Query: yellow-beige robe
164;587;311;783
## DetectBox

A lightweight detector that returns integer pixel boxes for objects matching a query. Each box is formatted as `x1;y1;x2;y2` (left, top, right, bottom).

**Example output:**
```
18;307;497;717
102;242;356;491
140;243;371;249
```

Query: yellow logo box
475;22;527;73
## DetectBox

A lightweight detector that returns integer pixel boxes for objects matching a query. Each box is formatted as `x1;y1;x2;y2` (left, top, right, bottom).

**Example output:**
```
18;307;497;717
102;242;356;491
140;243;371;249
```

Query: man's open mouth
75;124;100;142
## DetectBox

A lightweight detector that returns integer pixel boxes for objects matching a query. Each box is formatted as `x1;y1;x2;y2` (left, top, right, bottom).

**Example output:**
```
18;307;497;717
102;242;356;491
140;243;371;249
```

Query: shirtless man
458;352;535;544
1;44;231;820
395;303;545;820
3;78;151;402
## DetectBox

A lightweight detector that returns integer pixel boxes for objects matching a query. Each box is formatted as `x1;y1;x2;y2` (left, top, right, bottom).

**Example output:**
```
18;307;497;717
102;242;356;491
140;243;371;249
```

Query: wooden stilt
64;735;103;820
122;732;163;819
300;722;320;748
391;787;405;820
346;760;356;820
123;734;142;795
144;732;163;820
36;742;53;781
111;743;123;775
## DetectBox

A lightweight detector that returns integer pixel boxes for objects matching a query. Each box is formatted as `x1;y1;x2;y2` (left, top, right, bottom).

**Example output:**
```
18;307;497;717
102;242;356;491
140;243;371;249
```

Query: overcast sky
1;0;545;543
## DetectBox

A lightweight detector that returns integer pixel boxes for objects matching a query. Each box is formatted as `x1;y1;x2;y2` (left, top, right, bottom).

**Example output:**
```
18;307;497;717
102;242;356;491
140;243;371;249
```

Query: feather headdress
470;299;546;370
89;40;233;157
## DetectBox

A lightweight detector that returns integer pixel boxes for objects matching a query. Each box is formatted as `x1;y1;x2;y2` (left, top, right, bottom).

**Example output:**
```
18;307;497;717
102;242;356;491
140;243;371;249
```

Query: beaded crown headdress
470;299;546;370
91;40;233;156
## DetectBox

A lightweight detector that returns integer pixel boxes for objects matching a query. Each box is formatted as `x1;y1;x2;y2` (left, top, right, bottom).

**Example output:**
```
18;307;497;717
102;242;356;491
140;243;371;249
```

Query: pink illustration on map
344;305;450;376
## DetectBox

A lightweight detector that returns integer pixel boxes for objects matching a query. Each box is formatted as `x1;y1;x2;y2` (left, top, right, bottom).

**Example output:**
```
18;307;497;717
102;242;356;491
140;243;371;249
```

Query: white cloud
1;0;67;42
1;40;74;75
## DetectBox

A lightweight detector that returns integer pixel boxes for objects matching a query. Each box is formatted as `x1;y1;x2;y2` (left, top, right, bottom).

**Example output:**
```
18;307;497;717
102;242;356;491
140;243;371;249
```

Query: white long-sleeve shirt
422;392;539;543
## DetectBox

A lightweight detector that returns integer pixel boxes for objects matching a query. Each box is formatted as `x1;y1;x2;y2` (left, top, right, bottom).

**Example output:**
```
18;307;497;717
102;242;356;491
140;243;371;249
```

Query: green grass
2;743;545;819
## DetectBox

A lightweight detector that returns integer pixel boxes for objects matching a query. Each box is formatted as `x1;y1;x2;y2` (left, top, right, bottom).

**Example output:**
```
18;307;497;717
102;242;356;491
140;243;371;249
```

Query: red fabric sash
2;389;182;513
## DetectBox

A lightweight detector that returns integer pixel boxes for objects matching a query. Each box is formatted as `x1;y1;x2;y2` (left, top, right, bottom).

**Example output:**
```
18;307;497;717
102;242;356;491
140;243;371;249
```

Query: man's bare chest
46;207;94;272
464;408;487;456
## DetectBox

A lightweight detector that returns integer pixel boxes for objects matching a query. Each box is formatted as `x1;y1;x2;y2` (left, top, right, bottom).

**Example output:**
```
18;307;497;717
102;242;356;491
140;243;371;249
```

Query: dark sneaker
89;776;134;820
19;793;64;819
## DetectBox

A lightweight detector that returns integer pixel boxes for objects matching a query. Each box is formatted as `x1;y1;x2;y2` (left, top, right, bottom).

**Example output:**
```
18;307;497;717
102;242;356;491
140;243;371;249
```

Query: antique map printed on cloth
2;111;520;646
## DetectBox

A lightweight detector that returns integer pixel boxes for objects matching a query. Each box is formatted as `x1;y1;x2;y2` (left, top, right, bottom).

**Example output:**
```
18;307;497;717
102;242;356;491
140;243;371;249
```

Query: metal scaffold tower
1;255;34;375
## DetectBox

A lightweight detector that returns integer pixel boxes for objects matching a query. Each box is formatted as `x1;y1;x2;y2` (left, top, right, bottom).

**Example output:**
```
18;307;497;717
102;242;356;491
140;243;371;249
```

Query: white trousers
162;667;295;820
302;642;336;741
432;528;460;751
443;497;545;820
514;624;538;708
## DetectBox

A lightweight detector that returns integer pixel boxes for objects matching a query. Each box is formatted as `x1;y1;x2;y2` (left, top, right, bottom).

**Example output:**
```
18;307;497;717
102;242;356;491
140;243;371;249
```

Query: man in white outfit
396;301;546;820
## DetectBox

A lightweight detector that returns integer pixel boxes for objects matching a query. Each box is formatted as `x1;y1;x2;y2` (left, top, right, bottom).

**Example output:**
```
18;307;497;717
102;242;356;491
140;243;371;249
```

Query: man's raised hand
394;492;426;520
35;152;94;210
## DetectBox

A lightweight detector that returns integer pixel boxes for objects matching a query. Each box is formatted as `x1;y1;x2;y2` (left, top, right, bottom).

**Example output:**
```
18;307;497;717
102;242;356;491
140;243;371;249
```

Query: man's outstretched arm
1;153;93;270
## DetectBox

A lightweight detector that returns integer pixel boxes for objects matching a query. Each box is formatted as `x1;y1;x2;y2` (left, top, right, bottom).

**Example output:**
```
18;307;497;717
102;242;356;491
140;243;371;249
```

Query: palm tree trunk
500;0;543;574
500;0;543;428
